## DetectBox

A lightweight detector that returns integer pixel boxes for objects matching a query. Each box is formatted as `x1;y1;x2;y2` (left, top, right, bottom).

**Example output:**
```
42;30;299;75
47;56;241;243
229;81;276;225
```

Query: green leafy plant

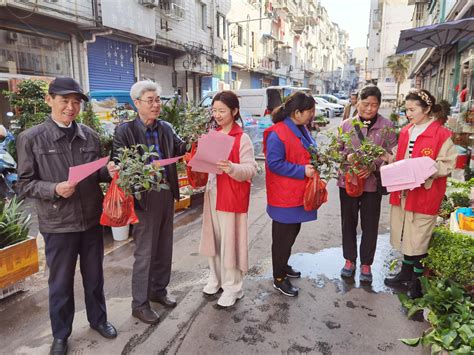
160;99;211;149
438;197;455;220
448;178;474;190
115;144;169;200
338;121;387;175
77;102;113;157
450;191;471;208
307;131;343;181
399;277;473;354
2;79;50;134
423;227;474;286
313;115;329;126
389;112;399;123
0;197;31;249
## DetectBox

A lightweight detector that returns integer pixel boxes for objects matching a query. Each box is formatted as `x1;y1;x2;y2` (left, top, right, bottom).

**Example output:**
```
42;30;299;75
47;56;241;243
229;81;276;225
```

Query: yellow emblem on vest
420;147;434;157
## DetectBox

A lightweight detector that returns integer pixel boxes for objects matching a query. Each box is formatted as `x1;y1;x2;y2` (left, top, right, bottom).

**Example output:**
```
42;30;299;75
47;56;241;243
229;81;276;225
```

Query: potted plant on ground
0;197;37;292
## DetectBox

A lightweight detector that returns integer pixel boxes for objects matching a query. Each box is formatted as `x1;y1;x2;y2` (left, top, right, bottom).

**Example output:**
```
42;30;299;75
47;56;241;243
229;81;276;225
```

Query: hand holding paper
68;156;109;184
380;157;437;192
188;130;235;174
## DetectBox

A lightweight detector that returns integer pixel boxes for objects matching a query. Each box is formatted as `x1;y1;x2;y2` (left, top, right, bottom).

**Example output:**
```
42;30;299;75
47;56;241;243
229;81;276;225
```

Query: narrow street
0;110;428;354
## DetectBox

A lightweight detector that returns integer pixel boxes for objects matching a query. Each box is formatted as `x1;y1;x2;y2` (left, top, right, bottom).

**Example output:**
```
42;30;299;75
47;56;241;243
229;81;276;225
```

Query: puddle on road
248;233;400;294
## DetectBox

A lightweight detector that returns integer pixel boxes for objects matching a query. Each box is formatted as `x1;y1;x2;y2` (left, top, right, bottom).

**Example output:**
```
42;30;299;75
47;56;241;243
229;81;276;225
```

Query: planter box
174;196;191;211
0;237;39;289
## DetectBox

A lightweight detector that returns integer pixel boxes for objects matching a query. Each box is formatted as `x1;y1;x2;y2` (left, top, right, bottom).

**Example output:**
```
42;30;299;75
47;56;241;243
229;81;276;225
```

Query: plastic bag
345;171;365;198
303;173;328;211
184;142;209;188
100;174;139;227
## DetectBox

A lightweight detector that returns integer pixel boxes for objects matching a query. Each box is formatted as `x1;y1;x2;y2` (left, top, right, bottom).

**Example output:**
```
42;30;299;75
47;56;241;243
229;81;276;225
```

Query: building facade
367;0;415;102
0;0;352;111
408;0;473;105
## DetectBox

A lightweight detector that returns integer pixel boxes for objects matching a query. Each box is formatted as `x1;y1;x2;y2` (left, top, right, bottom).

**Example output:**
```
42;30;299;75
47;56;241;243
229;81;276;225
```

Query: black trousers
132;188;174;310
43;225;107;340
271;220;301;279
339;188;382;265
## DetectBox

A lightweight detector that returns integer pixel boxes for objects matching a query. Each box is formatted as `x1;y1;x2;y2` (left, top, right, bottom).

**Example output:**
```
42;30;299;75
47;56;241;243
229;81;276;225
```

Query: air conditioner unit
7;31;18;42
139;0;158;8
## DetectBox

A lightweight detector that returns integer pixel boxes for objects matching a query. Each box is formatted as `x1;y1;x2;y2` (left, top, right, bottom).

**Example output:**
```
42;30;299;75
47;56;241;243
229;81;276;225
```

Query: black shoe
384;262;413;287
132;308;160;324
150;294;177;308
273;277;299;297
407;275;423;299
50;338;67;355
285;265;301;278
90;321;118;339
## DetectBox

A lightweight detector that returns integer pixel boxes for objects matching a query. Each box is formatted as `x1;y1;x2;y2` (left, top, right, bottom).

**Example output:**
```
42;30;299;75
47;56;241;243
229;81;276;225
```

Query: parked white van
200;86;314;118
200;88;282;118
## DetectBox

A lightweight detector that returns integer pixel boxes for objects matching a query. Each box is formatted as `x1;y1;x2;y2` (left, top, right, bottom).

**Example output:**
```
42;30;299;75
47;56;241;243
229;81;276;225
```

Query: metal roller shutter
87;37;135;91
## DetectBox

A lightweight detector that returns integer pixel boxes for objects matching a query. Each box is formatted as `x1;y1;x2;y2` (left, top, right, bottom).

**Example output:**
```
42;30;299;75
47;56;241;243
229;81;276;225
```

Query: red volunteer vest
389;120;452;215
263;121;310;207
216;124;252;213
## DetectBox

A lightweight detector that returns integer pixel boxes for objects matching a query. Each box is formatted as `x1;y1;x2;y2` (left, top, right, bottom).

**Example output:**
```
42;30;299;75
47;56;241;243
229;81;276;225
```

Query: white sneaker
217;290;244;307
203;283;220;295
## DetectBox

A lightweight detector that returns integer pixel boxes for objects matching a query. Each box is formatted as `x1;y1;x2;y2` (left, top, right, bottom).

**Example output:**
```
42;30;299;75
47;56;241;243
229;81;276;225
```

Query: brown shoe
132;308;159;324
150;294;177;308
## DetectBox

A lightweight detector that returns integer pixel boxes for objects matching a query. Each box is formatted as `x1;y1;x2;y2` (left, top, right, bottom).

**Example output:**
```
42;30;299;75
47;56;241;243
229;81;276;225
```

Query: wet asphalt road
0;110;428;354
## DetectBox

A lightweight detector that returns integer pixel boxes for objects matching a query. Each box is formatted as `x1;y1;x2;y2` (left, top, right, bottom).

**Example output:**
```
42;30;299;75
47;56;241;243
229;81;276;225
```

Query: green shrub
389;112;399;122
423;227;474;286
2;79;50;134
77;102;113;157
450;191;471;208
399;277;473;354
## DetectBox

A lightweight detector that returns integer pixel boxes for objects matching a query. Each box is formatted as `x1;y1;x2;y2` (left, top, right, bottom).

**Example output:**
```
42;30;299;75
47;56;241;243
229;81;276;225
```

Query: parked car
318;94;349;107
315;104;328;117
314;96;343;117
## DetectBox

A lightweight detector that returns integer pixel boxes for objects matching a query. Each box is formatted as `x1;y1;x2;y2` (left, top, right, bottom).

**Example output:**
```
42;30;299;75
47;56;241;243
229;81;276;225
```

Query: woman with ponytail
263;91;317;297
199;90;258;308
383;89;456;298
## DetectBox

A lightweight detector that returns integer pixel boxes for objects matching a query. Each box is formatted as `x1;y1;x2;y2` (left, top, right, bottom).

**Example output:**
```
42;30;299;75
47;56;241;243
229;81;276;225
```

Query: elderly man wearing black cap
16;77;118;355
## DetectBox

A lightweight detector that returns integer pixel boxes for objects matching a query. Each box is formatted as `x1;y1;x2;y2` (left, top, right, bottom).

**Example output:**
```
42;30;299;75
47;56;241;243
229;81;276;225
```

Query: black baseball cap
48;77;89;102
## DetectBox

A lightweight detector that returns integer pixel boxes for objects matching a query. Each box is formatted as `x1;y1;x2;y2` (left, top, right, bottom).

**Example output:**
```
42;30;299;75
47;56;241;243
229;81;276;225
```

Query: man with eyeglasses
111;80;188;325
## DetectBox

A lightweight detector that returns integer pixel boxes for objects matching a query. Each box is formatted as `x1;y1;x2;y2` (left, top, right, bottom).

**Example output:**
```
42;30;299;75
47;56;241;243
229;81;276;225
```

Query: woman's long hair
405;89;446;123
271;91;316;123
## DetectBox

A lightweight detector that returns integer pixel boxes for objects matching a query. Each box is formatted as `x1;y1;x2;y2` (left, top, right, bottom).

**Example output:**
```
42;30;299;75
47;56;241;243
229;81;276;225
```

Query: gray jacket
16;117;110;233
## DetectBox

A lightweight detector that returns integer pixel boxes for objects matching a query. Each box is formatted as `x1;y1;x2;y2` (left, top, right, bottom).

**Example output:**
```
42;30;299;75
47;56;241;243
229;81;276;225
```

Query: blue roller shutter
87;37;135;91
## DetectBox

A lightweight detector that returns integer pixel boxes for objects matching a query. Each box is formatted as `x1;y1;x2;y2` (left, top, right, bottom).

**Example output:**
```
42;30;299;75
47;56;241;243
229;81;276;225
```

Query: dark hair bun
431;103;442;114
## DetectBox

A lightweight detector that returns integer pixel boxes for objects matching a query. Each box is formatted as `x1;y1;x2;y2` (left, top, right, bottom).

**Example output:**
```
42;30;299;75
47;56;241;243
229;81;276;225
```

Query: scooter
0;125;17;199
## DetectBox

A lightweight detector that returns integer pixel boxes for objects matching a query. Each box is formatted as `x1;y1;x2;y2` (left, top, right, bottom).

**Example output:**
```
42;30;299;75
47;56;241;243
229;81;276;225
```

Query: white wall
3;0;95;25
139;63;175;96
